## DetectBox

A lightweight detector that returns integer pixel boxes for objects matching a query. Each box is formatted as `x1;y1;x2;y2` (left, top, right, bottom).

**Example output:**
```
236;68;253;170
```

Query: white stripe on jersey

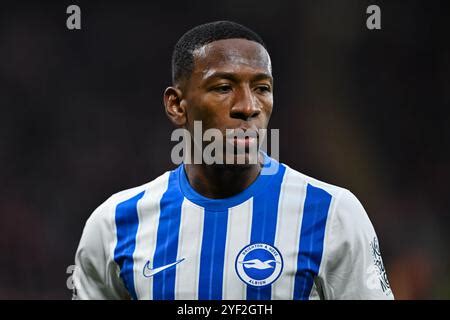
272;167;307;299
132;172;170;299
222;198;253;300
175;200;205;299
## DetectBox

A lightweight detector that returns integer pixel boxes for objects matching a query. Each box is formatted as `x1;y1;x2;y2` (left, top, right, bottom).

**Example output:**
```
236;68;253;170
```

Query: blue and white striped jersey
73;155;394;300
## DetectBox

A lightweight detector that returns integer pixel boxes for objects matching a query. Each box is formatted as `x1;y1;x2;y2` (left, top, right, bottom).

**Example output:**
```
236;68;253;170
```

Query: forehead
192;38;272;75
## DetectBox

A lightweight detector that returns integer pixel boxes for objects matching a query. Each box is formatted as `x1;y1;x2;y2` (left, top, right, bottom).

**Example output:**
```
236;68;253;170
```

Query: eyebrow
203;71;273;84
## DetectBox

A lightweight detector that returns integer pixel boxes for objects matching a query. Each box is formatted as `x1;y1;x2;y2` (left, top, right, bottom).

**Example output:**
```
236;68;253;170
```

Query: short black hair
172;20;267;84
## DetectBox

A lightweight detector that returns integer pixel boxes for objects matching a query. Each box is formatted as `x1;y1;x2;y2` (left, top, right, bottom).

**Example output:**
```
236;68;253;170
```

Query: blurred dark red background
0;0;448;299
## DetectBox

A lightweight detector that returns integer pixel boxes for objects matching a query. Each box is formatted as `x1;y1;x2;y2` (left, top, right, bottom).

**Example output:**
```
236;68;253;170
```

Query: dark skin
164;38;273;199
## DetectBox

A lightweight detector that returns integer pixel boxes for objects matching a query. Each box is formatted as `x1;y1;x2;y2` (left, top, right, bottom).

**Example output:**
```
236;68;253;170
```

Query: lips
225;127;259;139
225;127;259;150
233;136;257;149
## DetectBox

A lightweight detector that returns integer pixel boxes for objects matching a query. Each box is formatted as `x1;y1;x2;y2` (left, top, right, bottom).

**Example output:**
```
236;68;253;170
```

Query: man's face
180;38;273;162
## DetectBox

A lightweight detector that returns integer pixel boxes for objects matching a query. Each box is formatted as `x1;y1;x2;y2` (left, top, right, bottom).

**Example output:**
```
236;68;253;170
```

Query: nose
230;86;261;120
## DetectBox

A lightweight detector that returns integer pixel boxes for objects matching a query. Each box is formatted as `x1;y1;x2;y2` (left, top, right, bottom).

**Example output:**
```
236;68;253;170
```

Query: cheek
186;97;230;130
260;97;273;120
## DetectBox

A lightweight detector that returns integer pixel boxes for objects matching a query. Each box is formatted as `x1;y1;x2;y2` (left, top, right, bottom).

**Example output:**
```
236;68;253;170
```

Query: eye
213;84;232;93
255;85;271;94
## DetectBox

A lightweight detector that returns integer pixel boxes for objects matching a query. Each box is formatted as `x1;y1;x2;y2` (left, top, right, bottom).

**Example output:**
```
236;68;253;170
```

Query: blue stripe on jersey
247;163;286;300
114;190;146;300
294;183;332;300
152;170;183;300
198;210;229;300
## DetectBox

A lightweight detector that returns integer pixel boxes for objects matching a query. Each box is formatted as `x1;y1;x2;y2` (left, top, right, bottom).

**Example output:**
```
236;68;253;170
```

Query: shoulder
281;163;348;200
284;164;379;266
281;163;371;232
83;170;173;233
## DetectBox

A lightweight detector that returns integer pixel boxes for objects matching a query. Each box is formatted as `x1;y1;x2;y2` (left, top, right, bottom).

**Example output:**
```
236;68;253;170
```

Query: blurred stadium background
0;0;448;299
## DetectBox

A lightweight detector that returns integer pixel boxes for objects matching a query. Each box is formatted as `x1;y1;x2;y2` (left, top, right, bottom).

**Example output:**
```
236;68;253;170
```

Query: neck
184;155;264;199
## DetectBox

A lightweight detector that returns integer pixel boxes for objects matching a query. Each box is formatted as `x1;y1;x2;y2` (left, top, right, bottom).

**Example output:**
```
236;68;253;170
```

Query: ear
163;86;187;127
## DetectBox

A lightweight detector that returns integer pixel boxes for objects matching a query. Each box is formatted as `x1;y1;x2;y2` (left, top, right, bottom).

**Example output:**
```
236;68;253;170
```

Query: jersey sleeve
72;200;131;300
318;189;394;300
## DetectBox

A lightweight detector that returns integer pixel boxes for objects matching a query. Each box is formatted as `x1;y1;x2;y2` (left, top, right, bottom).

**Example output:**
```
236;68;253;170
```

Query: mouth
232;136;257;149
225;127;259;150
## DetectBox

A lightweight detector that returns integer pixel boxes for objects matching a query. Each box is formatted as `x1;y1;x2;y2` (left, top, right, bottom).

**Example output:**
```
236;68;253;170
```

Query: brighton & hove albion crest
235;243;283;287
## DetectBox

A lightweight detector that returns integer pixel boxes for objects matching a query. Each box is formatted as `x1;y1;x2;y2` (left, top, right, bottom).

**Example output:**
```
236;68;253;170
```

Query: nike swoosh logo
142;258;185;278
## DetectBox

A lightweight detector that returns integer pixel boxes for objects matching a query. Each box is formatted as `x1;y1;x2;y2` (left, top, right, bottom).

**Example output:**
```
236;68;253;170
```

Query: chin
223;151;260;166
